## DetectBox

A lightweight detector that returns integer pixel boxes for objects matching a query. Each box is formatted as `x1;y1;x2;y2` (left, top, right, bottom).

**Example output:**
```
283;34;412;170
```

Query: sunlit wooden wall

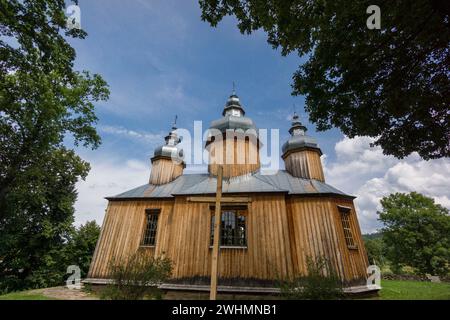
283;150;325;182
88;194;368;284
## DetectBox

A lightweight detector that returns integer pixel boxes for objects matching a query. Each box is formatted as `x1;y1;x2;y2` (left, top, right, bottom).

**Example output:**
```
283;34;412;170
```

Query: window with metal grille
210;209;247;247
338;206;357;249
141;209;160;246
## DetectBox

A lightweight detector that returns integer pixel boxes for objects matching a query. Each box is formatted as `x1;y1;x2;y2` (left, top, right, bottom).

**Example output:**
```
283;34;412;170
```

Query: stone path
30;286;99;300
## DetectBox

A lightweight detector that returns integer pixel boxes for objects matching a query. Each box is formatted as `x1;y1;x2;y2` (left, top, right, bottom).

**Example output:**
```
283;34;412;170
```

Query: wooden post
210;165;223;300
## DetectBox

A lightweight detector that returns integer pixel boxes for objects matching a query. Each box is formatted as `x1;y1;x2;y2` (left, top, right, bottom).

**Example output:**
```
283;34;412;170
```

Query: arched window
210;209;247;247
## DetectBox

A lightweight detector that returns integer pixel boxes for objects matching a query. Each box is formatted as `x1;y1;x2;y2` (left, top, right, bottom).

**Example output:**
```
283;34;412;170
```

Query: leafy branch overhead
200;0;450;159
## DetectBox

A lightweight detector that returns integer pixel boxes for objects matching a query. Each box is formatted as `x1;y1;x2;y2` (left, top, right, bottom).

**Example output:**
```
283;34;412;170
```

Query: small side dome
152;117;184;164
282;112;322;156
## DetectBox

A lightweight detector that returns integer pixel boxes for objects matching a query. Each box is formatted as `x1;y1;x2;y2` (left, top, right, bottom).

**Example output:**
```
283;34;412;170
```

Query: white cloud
99;125;164;145
324;136;450;234
74;156;149;226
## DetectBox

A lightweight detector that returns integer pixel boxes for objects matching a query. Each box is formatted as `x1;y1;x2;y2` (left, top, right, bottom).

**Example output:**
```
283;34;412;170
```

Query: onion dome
282;112;322;156
222;91;245;117
152;117;184;164
209;90;257;133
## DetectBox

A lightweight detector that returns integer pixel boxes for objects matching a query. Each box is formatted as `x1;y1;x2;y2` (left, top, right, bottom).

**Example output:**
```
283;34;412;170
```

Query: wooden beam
187;196;251;203
210;165;223;300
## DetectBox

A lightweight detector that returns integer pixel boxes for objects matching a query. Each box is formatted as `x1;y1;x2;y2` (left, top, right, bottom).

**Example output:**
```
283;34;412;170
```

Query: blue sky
70;0;450;233
70;0;342;161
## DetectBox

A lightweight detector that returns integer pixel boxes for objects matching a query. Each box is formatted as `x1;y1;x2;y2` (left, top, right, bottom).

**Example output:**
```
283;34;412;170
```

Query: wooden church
86;91;371;292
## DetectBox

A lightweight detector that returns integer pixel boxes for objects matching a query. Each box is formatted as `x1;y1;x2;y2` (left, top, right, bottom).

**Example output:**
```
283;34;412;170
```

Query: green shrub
101;252;172;300
280;256;344;300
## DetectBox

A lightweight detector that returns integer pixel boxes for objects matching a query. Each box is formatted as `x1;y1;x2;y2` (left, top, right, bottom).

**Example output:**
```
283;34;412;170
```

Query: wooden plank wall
88;195;368;284
332;198;369;281
87;199;174;278
283;151;325;182
285;196;368;283
208;137;260;178
149;158;184;185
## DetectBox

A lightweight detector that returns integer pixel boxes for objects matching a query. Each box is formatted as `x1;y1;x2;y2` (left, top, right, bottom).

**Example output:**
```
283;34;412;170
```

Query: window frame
338;205;358;250
210;206;248;249
141;208;160;247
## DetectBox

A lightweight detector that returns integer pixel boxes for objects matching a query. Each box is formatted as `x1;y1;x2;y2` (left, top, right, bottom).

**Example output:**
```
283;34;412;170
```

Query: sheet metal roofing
107;170;352;200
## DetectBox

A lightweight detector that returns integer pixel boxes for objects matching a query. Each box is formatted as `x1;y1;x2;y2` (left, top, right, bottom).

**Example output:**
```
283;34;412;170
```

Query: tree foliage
364;237;386;267
0;0;108;292
66;220;101;279
378;192;450;276
199;0;450;159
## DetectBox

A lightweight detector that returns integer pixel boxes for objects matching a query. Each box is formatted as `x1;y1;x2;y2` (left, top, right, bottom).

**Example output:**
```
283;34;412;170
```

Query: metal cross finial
232;81;236;95
172;115;178;129
292;104;299;120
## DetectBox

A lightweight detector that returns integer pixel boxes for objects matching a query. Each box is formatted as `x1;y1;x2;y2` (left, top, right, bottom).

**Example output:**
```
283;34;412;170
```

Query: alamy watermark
167;121;280;175
66;4;81;30
366;5;381;30
66;265;82;289
367;265;381;287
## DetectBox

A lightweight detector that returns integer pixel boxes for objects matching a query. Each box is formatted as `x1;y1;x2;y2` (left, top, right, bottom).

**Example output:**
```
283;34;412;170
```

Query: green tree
364;237;386;267
0;148;89;292
378;192;450;276
199;0;449;159
0;0;109;292
66;220;101;279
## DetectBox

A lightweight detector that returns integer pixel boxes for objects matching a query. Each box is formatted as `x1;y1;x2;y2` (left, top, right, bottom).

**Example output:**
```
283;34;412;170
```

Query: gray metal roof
282;112;322;156
209;115;257;133
152;144;184;162
152;123;184;163
281;134;322;155
107;170;352;200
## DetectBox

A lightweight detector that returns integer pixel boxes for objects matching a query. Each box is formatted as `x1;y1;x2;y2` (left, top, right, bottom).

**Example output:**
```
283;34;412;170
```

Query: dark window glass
142;209;160;246
210;210;247;247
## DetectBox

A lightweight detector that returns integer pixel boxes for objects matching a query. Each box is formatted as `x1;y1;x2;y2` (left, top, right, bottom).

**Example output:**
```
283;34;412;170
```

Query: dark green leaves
378;192;450;276
199;0;450;159
0;0;108;292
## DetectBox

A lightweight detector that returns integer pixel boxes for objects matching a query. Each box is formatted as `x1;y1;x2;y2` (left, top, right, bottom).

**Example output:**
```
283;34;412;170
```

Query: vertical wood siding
88;195;368;284
285;197;368;283
149;158;184;185
283;151;325;182
208;137;260;178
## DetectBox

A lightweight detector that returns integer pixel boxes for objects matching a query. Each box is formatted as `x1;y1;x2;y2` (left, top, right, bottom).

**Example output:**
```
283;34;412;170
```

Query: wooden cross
210;165;223;300
186;167;251;300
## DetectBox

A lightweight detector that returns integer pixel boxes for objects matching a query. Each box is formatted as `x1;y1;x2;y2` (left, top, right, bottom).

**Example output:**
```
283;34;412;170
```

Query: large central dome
209;91;257;133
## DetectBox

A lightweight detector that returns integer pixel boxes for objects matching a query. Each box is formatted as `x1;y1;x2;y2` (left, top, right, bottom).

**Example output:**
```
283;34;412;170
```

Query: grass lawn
379;279;450;300
0;290;56;300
